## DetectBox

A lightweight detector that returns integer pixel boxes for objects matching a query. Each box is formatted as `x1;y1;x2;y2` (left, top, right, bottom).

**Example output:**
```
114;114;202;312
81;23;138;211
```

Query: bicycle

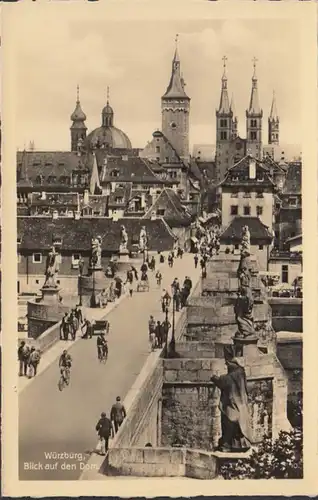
58;367;71;391
98;344;108;363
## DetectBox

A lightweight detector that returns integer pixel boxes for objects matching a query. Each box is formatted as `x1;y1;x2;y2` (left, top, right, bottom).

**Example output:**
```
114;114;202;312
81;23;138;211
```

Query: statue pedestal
233;336;262;360
115;250;132;277
79;267;112;308
27;284;69;338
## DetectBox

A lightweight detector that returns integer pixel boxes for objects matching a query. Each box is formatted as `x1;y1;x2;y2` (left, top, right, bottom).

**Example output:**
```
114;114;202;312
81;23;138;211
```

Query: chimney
52;210;59;220
249;157;256;179
83;189;89;206
141;193;146;208
151;211;156;221
122;155;128;161
41;191;46;200
74;211;81;220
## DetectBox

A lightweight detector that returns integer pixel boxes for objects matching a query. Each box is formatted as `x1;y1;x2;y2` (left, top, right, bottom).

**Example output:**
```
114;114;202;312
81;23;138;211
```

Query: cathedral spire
162;35;189;99
269;90;278;121
247;57;262;115
217;56;231;114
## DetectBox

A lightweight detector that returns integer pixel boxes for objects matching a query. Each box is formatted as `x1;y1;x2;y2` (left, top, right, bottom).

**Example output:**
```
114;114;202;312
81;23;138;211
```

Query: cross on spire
252;56;258;78
222;55;228;69
175;33;179;46
77;84;80;103
107;86;110;104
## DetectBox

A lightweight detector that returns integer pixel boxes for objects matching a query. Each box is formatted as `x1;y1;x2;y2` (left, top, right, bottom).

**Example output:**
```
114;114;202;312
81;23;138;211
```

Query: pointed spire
269;90;279;121
89;152;101;195
102;86;114;127
217;56;231;114
18;149;32;187
162;35;189;99
247;57;262;115
107;86;110;105
230;93;236;117
71;85;87;122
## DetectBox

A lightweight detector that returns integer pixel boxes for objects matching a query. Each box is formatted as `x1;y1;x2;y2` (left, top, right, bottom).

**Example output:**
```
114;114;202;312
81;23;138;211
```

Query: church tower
230;94;238;140
215;56;233;181
246;58;263;159
70;85;87;153
161;35;190;162
268;91;279;145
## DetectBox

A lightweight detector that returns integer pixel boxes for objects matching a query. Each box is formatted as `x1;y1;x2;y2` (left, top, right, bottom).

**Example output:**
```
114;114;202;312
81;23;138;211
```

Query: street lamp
90;268;97;308
168;290;176;357
78;258;84;306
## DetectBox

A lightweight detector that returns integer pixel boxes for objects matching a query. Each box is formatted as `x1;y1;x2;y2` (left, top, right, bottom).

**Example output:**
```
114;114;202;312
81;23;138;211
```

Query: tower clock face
170;122;177;130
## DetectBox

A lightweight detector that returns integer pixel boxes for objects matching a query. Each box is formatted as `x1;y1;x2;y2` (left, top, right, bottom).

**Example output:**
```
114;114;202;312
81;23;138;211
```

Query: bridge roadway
19;254;200;480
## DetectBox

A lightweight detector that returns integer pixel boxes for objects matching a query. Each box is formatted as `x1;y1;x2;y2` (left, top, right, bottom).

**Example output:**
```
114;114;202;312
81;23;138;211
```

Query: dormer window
17;237;21;245
110;169;119;177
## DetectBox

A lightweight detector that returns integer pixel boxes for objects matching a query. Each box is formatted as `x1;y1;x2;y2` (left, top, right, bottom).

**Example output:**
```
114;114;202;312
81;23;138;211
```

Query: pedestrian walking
82;318;93;339
155;321;163;348
149;331;156;352
194;254;198;269
174;289;181;312
161;320;171;345
18;341;30;376
148;315;156;335
74;305;83;325
95;412;114;456
27;347;41;378
168;253;174;268
110;396;127;434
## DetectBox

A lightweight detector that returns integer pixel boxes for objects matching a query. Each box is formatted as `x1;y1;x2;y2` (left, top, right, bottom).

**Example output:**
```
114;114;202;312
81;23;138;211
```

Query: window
57;280;60;285
259;245;264;250
32;253;42;263
170;122;177;129
165;157;169;163
231;191;239;198
289;197;297;207
256;206;263;216
156;209;165;216
220;119;228;127
243;206;251;215
72;253;81;269
250;131;257;141
220;131;227;140
17;254;21;263
256;192;264;198
230;205;238;215
243;191;251;198
282;265;289;283
235;244;239;250
251;119;257;128
155;146;160;153
110;170;119;177
115;197;124;204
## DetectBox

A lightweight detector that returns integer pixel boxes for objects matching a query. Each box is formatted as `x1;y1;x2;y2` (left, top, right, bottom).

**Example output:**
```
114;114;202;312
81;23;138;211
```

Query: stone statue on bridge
211;356;252;452
90;236;102;268
119;225;129;253
139;226;148;253
43;245;59;288
237;225;252;290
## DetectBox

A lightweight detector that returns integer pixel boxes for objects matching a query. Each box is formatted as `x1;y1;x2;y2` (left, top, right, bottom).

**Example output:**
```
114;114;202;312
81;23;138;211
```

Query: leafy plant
219;428;303;479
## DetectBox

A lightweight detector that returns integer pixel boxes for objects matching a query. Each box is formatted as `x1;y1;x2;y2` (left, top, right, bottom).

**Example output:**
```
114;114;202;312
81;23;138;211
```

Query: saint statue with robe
211;358;252;452
90;236;102;268
44;245;59;287
139;226;148;252
234;286;256;338
119;225;128;252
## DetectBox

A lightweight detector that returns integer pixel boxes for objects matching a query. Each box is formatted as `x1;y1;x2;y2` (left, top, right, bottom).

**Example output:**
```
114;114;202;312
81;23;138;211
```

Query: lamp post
78;258;84;306
90;267;97;308
168;290;176;357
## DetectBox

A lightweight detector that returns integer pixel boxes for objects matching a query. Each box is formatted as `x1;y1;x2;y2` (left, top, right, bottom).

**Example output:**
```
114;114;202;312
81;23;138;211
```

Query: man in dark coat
95;412;114;455
155;321;163;348
110;396;127;433
211;359;252;452
74;305;83;325
18;341;30;376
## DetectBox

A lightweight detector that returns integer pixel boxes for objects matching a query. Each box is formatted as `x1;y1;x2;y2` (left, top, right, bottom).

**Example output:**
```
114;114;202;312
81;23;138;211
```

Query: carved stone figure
139;226;148;252
43;246;59;287
90;236;102;268
211;357;252;452
119;225;128;252
234;286;256;338
241;225;251;256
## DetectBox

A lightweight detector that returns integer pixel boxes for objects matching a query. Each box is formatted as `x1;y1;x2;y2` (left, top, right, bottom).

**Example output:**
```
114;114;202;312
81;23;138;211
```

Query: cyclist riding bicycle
97;333;108;360
59;350;72;382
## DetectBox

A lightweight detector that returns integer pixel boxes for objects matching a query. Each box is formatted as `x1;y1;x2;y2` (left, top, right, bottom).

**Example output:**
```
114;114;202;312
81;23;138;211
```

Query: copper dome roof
86;126;132;150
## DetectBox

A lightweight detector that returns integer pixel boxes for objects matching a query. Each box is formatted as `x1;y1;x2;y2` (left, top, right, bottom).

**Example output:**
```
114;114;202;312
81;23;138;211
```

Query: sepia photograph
1;0;317;495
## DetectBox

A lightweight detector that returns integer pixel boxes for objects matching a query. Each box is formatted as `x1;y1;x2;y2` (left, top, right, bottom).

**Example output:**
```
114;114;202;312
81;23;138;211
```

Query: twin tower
161;40;280;181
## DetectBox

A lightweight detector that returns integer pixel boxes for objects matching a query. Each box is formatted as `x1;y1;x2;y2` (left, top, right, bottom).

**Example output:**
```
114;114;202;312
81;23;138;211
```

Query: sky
11;7;302;152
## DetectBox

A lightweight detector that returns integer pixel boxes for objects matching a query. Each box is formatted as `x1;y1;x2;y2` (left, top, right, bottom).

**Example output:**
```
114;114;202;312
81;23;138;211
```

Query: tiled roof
108;184;132;207
17;151;89;187
99;155;164;184
220;216;273;242
143;188;192;227
221;155;275;188
17;217;176;252
29;192;79;206
81;195;108;213
282;162;301;194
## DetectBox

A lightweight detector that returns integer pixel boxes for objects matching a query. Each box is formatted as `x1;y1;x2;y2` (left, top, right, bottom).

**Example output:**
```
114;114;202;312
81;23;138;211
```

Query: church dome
71;102;87;122
86;126;132;150
86;96;132;151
